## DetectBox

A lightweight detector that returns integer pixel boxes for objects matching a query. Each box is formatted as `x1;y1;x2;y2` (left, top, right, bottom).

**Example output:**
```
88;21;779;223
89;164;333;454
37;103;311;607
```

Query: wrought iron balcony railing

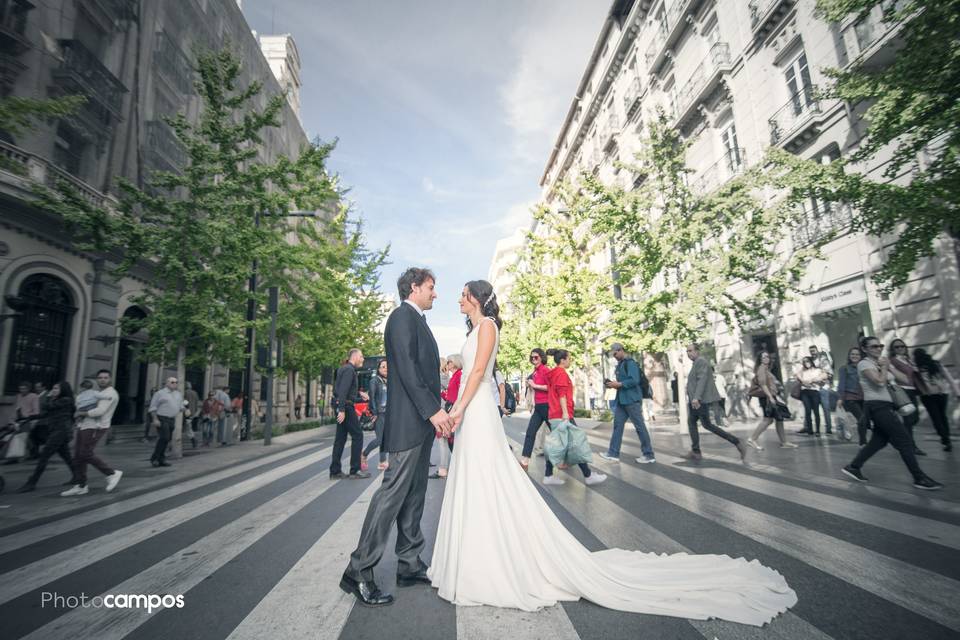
693;147;746;194
623;76;643;121
53;39;126;118
674;42;732;124
768;88;822;147
793;201;854;246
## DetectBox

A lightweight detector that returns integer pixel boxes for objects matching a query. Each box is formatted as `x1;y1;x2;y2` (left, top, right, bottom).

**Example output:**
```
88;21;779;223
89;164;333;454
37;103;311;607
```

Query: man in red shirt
520;348;551;470
542;350;606;487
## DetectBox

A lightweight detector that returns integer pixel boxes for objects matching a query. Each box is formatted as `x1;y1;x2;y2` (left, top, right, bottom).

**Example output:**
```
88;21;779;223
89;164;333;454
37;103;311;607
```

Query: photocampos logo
41;591;185;614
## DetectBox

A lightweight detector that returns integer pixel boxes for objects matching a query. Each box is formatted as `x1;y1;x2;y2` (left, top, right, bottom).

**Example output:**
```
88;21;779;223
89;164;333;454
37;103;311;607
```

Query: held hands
430;408;456;437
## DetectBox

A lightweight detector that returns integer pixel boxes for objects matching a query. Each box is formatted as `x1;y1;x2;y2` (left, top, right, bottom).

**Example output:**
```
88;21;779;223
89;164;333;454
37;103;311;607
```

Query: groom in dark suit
341;267;455;606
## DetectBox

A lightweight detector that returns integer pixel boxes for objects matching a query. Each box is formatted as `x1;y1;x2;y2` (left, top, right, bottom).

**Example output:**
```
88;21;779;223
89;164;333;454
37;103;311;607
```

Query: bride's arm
450;321;497;427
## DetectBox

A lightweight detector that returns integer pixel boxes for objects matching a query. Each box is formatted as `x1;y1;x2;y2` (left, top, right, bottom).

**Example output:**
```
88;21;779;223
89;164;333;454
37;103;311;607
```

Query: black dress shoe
339;573;394;606
396;569;431;587
158;461;172;467
914;447;927;456
348;471;371;479
330;472;346;479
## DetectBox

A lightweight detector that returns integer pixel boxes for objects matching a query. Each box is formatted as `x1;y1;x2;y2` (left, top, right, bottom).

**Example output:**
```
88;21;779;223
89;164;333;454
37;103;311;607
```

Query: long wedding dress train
427;318;797;626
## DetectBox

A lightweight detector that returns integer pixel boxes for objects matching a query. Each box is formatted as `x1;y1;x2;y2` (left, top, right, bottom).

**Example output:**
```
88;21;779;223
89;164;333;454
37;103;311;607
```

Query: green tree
586;112;816;354
0;94;85;176
790;0;960;292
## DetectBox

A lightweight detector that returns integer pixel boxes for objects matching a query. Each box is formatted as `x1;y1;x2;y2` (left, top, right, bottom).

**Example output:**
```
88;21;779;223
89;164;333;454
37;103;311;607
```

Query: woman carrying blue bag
542;349;606;487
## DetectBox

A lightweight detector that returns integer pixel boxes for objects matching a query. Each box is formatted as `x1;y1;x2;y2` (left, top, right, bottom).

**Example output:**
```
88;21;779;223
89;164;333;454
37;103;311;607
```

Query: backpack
503;381;517;413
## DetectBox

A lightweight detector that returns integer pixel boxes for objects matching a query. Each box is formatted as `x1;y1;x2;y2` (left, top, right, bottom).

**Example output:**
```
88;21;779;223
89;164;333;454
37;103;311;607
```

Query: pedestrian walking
543;349;606;487
842;337;942;490
809;345;835;434
914;348;957;452
215;386;231;445
4;381;39;463
330;349;371;479
61;369;122;496
712;370;728;427
184;381;200;449
362;359;389;471
746;352;797;450
200;391;221;447
836;348;865;444
601;342;655;464
519;348;551;471
889;338;926;455
141;387;156;442
17;381;77;492
294;394;303;419
148;376;186;467
797;357;827;436
684;344;747;462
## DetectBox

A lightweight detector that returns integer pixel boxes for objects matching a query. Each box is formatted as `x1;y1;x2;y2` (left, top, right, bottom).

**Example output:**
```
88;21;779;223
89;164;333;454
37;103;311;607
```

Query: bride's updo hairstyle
465;279;503;334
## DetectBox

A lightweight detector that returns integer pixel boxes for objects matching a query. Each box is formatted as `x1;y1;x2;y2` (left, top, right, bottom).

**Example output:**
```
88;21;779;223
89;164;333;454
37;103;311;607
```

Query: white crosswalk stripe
0;441;324;555
0;446;332;606
226;481;379;640
22;469;339;640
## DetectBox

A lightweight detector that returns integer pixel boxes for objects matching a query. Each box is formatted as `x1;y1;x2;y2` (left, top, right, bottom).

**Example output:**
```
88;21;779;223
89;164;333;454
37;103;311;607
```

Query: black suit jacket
381;302;441;452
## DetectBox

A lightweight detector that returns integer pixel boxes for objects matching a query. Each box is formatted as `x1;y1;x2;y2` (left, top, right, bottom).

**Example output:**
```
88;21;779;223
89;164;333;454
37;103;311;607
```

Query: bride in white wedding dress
427;281;797;627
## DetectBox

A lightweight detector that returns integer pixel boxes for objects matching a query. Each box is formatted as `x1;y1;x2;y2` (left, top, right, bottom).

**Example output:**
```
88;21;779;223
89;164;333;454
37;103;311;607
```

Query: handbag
887;384;916;416
774;400;793;421
748;376;765;398
789;380;802;400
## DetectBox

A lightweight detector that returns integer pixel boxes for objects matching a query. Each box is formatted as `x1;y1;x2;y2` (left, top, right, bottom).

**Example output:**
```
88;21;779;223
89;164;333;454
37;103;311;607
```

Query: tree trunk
172;343;186;459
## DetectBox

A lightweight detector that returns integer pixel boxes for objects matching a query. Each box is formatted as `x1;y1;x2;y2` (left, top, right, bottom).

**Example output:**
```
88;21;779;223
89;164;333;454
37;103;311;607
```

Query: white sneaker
105;470;123;492
585;473;607;485
746;438;763;451
780;442;799;449
543;476;565;486
635;457;656;464
60;485;89;497
599;452;620;462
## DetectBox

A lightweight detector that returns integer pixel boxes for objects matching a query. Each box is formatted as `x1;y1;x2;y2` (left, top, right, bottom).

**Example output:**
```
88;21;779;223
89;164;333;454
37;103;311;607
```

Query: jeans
544;418;591;478
27;427;73;485
800;389;821;432
522;403;551;458
842;399;866;444
608;401;654;458
216;415;227;444
72;429;114;486
687;402;740;453
711;399;727;426
201;417;214;445
819;387;833;431
849;401;924;481
363;414;387;463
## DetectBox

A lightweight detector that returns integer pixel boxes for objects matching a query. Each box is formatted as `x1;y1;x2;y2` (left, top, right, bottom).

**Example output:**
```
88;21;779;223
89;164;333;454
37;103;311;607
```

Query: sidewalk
510;410;960;503
0;422;339;532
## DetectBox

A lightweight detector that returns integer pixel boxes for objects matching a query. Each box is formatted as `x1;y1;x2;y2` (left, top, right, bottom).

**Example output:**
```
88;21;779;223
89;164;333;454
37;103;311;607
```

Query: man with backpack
601;343;656;464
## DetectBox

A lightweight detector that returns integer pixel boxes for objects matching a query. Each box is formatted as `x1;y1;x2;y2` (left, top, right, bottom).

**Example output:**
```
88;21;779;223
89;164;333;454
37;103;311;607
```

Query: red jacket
442;369;462;405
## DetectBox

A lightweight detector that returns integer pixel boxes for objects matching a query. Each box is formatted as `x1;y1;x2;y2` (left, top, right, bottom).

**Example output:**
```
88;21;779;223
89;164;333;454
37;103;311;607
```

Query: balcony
793;201;854;247
0;139;107;206
623;76;643;121
673;42;732;128
768;89;824;152
145;120;187;173
153;30;193;96
644;0;706;75
599;113;619;152
748;0;795;43
0;0;32;55
51;39;126;149
841;0;908;69
693;147;746;195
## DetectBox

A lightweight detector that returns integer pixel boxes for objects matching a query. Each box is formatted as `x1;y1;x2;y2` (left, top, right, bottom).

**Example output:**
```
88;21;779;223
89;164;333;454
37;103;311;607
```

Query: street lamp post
242;210;318;442
265;286;279;445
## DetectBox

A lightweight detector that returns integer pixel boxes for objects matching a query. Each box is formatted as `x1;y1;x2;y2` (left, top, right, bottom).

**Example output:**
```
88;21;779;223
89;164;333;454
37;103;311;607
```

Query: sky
242;0;610;356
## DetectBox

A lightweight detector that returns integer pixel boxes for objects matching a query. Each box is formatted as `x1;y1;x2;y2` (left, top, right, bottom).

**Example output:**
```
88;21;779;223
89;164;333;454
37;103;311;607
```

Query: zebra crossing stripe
0;442;325;556
20;468;339;640
0;446;333;607
571;447;960;632
456;600;580;640
226;480;381;640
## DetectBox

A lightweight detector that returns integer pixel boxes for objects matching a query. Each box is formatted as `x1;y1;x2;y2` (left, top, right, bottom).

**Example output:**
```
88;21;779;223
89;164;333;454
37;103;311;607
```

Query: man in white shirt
148;376;185;467
62;369;122;496
215;386;232;445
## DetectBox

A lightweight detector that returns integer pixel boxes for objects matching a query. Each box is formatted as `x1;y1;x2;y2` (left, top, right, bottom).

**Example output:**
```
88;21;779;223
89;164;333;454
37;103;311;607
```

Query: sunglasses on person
865;343;883;350
530;355;540;362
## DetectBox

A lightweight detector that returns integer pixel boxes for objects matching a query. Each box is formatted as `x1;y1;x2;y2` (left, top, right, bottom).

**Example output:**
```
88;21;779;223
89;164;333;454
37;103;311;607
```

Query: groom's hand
429;409;454;435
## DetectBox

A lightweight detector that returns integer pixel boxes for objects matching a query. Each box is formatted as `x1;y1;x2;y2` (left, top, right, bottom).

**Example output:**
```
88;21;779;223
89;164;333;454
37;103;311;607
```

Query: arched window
4;274;77;393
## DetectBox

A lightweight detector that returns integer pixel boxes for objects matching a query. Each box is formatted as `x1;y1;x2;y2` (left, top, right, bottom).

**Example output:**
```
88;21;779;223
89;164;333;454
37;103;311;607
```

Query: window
705;22;720;45
785;52;814;115
720;123;742;171
52;121;84;178
4;274;77;393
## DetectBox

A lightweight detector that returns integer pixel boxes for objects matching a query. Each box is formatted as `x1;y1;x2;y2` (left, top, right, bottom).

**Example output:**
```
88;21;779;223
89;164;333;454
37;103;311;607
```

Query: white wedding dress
427;318;797;626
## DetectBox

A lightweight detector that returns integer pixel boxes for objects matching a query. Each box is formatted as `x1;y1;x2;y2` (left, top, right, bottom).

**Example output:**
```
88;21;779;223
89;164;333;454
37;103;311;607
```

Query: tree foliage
796;0;960;291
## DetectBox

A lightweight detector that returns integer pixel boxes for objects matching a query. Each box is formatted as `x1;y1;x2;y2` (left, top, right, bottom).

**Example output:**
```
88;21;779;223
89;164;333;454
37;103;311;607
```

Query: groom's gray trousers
346;430;435;581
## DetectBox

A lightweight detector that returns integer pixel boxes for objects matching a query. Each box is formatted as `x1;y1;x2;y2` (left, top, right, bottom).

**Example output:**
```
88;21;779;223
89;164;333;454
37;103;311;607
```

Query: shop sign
807;278;867;315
